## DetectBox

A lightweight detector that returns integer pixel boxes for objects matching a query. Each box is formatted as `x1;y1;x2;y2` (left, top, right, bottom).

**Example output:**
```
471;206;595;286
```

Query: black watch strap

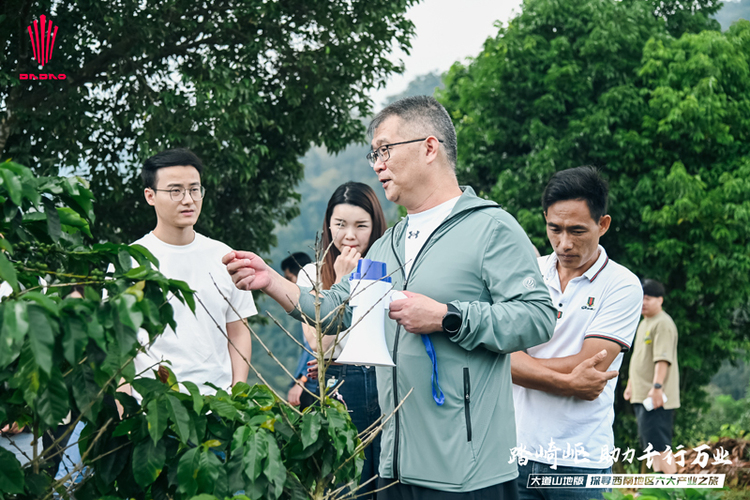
653;383;663;389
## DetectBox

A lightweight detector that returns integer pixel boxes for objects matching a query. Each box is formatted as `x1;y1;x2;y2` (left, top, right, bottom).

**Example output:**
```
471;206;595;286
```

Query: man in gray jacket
225;96;555;499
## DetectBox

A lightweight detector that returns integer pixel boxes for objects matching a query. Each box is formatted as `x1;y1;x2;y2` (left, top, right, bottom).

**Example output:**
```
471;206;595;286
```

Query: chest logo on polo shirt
581;297;596;310
557;310;563;319
408;230;420;239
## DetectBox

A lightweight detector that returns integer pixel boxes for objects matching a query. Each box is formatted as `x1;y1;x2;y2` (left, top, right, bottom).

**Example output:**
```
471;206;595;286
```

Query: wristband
653;383;662;389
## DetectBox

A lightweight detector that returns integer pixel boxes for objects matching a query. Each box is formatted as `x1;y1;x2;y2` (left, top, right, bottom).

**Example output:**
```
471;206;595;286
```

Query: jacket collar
393;186;496;237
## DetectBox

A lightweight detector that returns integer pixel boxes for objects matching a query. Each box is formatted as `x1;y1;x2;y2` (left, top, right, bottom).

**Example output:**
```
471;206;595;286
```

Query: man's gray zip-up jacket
293;186;556;492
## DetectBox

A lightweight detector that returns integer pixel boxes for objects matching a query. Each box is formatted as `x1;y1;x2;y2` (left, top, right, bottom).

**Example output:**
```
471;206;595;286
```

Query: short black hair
368;95;458;170
142;148;204;189
281;252;312;277
642;279;665;297
542;166;609;221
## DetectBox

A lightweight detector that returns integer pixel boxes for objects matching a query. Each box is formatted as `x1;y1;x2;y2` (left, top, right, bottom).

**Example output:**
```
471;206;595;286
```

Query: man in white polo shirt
511;166;643;500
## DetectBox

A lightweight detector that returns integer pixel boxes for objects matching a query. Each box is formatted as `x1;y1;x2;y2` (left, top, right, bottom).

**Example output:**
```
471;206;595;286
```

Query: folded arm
511;337;622;400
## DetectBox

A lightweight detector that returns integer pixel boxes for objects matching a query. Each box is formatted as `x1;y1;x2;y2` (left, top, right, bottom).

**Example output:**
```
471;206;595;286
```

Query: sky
370;0;524;108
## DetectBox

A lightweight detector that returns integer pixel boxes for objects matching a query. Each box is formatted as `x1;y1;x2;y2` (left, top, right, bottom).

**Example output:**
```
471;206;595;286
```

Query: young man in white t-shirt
130;148;257;394
511;166;643;500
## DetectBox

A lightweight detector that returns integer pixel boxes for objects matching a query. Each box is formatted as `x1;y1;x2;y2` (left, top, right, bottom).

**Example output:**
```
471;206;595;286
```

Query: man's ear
144;187;156;206
598;214;612;236
424;136;441;164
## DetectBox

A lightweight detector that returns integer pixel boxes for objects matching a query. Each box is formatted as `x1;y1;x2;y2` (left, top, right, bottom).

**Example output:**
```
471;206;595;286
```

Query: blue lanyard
421;335;445;406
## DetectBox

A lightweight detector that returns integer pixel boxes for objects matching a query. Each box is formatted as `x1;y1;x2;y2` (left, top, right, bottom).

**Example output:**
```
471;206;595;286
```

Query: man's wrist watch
653;383;663;389
442;303;462;335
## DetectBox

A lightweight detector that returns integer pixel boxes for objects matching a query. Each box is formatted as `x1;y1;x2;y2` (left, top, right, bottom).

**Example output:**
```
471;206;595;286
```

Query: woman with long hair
296;181;387;499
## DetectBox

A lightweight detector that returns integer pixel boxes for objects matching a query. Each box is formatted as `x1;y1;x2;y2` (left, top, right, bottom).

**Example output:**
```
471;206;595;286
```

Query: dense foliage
440;0;750;450
0;0;416;251
0;162;364;499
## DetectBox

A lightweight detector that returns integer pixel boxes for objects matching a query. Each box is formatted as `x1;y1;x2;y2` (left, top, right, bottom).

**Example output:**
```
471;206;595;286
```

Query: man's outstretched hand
223;250;272;291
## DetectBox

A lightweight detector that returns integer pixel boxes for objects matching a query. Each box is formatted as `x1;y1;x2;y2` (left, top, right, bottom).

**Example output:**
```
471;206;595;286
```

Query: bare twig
196;284;303;416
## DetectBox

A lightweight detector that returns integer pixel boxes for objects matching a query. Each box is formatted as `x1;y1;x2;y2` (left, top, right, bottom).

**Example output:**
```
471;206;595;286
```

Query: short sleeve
651;317;678;364
296;263;318;289
583;280;643;352
226;286;257;322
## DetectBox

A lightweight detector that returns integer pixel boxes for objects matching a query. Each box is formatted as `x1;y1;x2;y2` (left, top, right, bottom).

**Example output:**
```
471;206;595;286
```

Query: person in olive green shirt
624;279;680;473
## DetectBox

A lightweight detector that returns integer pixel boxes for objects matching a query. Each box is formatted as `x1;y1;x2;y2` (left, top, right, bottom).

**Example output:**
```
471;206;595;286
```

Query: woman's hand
333;246;361;283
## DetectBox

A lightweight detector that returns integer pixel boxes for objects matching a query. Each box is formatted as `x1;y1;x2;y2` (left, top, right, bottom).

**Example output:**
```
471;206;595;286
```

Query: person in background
294;182;387;499
624;279;680;473
511;166;643;500
126;148;257;396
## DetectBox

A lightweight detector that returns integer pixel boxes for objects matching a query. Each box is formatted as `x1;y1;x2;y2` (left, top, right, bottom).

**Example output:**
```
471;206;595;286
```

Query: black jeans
326;364;381;498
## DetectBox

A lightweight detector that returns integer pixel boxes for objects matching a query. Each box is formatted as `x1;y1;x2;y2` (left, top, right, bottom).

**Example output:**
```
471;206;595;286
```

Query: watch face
443;312;461;333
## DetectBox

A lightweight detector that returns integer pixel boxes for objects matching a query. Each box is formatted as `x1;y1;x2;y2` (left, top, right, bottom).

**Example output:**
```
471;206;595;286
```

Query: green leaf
195;449;223;495
300;412;321;448
0;301;28;368
242;430;268;482
43;197;62;242
146;396;169;444
118;248;133;272
0;447;25;493
62;314;87;364
167;278;196;311
231;381;250;398
57;207;92;237
0;168;23;206
71;364;102;420
112;416;142;437
115;294;143;332
36;370;70;427
208;397;238;421
133;377;167;399
23;470;51;498
128;243;160;267
166;394;193;444
263;431;286;499
27;305;55;376
248;384;276;408
22;292;59;316
0;236;13;255
123;265;150;280
132;436;167;487
182;381;204;414
0;252;18;293
177;447;200;497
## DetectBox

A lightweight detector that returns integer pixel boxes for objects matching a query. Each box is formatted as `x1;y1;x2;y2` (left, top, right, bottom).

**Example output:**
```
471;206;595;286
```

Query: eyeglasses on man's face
152;185;206;201
366;137;444;167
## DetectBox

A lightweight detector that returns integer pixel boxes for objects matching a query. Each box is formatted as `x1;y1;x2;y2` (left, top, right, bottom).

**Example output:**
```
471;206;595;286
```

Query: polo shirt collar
544;245;610;284
583;245;609;282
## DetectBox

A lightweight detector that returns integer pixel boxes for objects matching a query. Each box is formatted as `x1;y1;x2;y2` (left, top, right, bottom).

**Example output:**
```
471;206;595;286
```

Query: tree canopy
440;0;750;447
1;0;416;251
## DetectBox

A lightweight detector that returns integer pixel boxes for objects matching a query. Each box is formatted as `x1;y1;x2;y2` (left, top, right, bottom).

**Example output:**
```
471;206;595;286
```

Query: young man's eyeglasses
152;186;206;201
366;138;444;166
